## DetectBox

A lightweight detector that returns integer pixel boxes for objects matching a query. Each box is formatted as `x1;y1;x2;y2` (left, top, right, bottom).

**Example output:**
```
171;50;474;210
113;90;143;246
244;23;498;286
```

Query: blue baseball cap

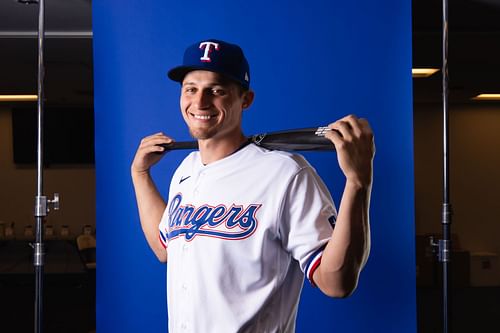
168;39;250;89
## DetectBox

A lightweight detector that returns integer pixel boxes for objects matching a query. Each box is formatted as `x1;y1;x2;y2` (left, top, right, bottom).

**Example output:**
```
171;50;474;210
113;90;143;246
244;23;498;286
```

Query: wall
93;0;416;332
0;107;95;240
414;104;500;255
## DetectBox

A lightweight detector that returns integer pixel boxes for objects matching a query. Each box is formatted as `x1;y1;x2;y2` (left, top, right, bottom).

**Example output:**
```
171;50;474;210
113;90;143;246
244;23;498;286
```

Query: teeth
193;114;212;120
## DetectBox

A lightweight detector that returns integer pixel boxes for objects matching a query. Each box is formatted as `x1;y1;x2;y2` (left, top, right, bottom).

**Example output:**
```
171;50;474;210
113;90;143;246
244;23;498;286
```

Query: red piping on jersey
159;234;167;249
307;255;322;287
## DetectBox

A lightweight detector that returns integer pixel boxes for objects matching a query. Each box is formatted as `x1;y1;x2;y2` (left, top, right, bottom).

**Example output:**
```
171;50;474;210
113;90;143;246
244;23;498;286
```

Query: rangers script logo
167;193;261;241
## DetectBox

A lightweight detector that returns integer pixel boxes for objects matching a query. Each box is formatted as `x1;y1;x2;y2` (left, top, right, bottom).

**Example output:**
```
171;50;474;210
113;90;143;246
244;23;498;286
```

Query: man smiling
131;39;375;332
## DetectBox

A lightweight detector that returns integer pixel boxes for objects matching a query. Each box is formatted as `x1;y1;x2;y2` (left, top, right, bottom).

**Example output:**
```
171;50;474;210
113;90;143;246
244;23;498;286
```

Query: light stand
18;1;60;332
431;0;453;332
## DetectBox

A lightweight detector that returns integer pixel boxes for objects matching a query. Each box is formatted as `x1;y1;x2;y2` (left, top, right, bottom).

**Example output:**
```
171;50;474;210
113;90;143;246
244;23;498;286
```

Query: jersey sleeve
279;166;337;286
158;206;170;249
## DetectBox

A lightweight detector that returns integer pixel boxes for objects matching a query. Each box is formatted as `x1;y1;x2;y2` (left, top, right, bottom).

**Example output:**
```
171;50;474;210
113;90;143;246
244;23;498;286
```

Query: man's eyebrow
182;81;227;87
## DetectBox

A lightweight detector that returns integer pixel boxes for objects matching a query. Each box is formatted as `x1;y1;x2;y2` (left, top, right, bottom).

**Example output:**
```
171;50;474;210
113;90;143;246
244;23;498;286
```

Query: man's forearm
132;170;168;262
314;180;371;297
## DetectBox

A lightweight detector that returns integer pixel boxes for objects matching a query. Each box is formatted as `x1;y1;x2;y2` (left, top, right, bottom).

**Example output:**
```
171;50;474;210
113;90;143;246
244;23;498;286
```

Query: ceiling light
472;94;500;101
0;95;38;102
412;68;439;78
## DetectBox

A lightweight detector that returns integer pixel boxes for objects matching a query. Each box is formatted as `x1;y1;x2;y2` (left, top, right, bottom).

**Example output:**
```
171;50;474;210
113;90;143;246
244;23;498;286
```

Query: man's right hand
130;132;171;263
131;132;173;176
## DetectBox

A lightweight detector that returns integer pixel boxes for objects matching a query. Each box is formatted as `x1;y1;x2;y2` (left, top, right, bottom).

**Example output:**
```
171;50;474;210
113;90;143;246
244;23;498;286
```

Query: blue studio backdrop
93;1;415;332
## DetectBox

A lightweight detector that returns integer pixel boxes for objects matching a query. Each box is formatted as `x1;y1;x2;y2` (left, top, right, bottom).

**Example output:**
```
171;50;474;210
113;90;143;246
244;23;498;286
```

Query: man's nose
194;90;212;109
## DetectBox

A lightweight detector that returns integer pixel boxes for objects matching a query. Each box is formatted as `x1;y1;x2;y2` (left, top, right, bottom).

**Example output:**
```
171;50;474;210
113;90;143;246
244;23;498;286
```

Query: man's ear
242;90;255;109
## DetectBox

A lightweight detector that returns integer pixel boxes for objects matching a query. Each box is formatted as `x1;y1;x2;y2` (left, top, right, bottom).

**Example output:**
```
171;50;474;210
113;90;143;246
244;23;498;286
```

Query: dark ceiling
413;0;500;104
0;0;499;108
0;0;93;107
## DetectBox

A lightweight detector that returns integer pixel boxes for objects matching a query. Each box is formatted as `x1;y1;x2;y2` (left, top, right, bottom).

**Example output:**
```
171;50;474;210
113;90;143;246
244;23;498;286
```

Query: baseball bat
158;127;336;152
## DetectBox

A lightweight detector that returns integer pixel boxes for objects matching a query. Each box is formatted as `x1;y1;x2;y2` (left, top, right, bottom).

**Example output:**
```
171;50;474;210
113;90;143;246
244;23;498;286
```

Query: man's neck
198;133;248;165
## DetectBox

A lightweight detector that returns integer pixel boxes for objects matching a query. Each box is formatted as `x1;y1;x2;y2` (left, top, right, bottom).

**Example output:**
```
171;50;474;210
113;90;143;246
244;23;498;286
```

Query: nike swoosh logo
179;176;191;184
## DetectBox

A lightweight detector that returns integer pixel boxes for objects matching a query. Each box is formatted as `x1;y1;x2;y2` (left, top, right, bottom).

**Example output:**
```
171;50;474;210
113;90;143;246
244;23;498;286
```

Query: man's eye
184;87;196;94
211;88;226;96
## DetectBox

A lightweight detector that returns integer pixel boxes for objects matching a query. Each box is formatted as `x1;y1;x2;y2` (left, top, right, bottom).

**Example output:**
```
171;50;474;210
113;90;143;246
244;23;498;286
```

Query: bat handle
158;141;198;151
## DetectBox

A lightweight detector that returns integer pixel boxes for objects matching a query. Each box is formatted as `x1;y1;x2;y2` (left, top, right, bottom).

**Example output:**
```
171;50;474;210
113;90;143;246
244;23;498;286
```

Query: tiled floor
0;239;94;332
417;286;500;333
0;273;95;333
1;273;499;332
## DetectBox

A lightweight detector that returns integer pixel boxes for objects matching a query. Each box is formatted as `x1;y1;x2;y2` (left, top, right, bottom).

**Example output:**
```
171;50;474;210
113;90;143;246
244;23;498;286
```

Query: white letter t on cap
199;42;219;62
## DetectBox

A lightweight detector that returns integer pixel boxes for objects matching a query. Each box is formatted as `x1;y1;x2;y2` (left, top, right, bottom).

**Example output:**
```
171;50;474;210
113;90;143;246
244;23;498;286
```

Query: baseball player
131;39;374;332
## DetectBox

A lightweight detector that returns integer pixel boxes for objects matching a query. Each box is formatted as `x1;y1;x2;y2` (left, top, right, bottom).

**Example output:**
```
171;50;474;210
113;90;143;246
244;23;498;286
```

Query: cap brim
167;66;249;89
167;66;198;83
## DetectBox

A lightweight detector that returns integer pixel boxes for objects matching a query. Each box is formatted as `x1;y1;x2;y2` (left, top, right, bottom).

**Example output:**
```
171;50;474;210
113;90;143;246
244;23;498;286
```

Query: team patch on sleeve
305;244;327;286
328;215;336;229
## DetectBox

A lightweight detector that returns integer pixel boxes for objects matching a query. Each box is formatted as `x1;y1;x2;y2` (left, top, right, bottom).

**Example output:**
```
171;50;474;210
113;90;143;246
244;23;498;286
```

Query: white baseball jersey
158;143;337;333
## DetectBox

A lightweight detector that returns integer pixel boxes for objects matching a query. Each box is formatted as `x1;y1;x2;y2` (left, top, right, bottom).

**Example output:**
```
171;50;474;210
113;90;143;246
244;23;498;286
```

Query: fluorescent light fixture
412;68;439;78
0;31;93;39
472;94;500;101
0;95;38;102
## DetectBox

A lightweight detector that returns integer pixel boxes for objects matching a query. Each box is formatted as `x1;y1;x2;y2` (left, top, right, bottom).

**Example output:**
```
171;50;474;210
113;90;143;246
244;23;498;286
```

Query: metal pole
441;0;452;332
18;1;59;331
32;0;46;332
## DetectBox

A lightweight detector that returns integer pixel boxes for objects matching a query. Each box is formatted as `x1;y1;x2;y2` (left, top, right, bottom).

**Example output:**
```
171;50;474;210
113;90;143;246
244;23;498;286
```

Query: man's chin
189;129;216;140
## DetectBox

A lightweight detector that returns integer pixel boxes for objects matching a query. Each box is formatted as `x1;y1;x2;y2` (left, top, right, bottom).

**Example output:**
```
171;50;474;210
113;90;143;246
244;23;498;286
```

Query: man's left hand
324;115;375;188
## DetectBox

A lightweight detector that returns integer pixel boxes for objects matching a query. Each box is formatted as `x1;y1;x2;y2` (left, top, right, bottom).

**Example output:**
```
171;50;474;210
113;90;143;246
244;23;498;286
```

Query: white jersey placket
177;167;206;332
